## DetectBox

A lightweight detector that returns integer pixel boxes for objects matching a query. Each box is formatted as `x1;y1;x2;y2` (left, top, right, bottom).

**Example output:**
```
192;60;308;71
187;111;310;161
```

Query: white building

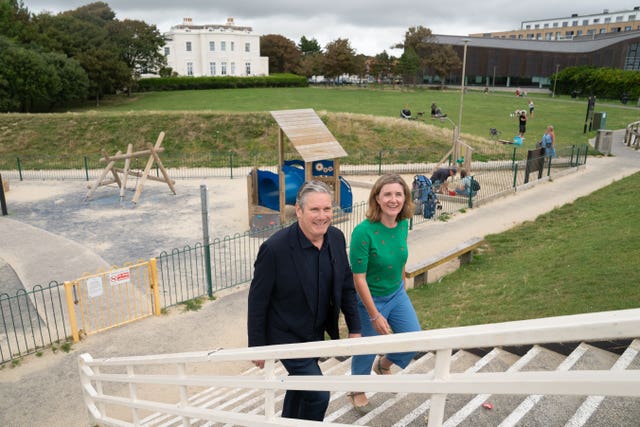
162;17;269;77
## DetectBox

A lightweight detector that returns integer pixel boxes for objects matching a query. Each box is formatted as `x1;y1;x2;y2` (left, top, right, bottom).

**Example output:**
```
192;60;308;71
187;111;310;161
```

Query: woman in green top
347;174;422;413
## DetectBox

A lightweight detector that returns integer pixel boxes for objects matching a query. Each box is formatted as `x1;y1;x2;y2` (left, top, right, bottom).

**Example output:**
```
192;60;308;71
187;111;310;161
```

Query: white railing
78;308;640;427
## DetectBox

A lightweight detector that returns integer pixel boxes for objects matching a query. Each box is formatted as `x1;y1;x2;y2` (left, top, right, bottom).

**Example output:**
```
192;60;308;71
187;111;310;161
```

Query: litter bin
592;112;607;130
595;129;613;155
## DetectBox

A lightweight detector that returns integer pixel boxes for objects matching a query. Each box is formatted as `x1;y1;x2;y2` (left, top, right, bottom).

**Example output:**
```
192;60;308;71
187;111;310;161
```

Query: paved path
0;131;638;427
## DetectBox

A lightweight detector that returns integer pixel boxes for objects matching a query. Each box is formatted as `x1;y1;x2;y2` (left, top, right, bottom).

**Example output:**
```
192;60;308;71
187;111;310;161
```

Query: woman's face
376;182;405;219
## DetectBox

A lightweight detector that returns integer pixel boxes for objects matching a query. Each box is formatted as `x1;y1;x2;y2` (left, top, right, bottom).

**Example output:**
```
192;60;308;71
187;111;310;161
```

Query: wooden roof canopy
270;108;347;162
268;108;347;222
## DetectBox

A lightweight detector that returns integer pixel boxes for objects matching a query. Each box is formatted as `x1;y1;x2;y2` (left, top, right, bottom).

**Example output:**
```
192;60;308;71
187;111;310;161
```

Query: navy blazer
247;222;361;348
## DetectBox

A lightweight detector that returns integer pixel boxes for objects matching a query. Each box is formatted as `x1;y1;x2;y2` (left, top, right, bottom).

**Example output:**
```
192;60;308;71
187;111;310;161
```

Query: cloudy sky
24;1;636;56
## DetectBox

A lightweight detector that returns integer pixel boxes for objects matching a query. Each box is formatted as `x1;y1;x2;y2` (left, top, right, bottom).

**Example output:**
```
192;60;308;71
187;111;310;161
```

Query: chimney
226;17;235;26
183;18;193;25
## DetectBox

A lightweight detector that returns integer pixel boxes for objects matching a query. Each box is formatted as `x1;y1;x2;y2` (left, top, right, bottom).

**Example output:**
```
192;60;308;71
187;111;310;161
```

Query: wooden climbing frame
86;132;176;204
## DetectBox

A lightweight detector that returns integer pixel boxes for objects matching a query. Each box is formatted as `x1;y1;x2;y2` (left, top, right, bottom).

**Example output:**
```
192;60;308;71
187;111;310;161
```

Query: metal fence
0;143;588;365
0;281;70;365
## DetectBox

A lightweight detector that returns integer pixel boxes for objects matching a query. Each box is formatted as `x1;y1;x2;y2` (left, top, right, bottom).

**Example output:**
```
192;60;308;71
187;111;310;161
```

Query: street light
458;39;470;136
552;64;560;98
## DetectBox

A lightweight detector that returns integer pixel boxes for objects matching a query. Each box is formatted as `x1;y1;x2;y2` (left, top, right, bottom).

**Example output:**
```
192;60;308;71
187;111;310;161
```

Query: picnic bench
405;237;485;287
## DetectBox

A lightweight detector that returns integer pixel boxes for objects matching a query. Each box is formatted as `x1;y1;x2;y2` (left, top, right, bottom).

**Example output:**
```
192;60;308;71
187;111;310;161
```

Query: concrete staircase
139;339;640;427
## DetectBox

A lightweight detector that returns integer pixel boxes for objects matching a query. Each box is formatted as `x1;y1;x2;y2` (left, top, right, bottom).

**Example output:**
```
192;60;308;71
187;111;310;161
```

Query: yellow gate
64;258;161;342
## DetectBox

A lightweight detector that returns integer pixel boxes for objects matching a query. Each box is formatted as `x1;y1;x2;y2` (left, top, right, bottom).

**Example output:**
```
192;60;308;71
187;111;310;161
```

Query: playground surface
0;131;639;426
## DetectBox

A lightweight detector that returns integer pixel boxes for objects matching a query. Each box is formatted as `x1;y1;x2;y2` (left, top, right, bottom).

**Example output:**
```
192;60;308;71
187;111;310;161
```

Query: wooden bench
405;237;485;287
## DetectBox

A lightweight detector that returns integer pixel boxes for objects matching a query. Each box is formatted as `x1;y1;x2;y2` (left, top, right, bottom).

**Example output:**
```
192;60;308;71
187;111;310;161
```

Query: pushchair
412;175;441;219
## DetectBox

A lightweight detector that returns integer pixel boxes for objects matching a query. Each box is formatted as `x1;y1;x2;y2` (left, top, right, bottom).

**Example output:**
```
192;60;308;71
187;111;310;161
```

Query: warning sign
109;268;131;286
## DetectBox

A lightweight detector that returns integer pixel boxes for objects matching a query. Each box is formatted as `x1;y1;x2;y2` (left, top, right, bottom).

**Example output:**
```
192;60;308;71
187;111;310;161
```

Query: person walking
247;180;361;421
518;111;527;138
541;125;556;158
347;174;422;413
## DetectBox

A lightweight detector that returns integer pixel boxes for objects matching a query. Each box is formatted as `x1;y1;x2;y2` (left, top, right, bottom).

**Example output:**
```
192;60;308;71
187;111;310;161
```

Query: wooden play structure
86;132;176;204
247;109;348;228
435;126;473;172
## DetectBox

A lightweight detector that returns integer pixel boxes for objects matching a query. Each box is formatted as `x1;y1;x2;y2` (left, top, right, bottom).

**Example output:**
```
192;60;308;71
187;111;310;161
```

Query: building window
587;29;595;35
186;41;192;52
230;41;235;51
245;42;250;52
572;20;578;26
577;30;583;36
231;62;235;75
626;26;632;31
593;19;599;24
525;24;531;29
245;62;251;75
164;47;170;56
600;28;606;34
221;41;226;51
187;62;193;76
209;41;215;51
605;17;612;23
210;62;216;75
545;32;552;40
221;62;227;75
582;20;589;25
534;24;540;29
543;23;549;28
616;16;623;22
553;22;558;28
629;15;636;21
562;21;568;27
624;42;640;70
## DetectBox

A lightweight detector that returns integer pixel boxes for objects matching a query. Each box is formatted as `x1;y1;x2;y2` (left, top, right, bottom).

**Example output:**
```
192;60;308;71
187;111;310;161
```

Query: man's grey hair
295;180;333;209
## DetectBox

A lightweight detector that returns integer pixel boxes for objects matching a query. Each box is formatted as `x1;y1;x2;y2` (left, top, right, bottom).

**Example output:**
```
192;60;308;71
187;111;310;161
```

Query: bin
592;112;607;130
595;129;613;155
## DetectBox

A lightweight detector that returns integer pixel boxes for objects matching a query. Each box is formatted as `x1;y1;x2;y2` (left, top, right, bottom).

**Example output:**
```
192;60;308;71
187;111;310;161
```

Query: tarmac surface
0;130;638;426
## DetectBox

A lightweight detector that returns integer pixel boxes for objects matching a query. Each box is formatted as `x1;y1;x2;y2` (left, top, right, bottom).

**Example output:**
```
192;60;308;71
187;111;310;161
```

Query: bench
405;237;485;287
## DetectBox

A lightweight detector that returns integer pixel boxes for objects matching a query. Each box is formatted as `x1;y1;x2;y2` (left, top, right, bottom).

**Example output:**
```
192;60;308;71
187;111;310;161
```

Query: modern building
471;7;640;41
428;8;640;89
162;17;269;77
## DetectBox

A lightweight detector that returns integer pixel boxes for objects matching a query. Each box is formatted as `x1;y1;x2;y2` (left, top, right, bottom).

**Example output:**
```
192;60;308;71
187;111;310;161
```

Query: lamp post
458;39;469;136
552;64;560;98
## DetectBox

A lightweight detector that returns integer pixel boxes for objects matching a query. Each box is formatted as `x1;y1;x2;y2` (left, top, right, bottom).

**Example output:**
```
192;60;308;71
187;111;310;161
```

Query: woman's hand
371;314;391;335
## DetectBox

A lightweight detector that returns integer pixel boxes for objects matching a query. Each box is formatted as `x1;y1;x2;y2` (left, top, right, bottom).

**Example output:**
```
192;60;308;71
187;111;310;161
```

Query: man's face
295;192;333;243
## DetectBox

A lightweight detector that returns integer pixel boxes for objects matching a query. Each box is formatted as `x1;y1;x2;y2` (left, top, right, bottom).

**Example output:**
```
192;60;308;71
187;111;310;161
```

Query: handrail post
512;162;518;188
378;150;383;175
149;258;161;315
229;151;234;179
200;185;213;297
428;348;452;427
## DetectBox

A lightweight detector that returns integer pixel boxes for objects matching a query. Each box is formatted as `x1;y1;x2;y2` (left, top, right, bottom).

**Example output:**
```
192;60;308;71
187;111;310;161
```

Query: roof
270;109;347;162
434;31;640;53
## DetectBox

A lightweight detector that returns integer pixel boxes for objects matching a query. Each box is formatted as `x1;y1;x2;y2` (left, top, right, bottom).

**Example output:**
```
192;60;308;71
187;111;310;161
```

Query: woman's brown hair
366;174;414;223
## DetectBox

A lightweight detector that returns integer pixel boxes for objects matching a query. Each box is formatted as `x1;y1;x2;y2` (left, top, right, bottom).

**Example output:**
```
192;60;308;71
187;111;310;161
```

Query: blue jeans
351;284;421;376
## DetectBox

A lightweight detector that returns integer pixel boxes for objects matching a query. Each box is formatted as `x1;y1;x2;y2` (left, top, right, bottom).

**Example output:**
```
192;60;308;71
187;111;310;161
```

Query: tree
396;47;420;84
260;34;301;74
298;36;321;55
298;52;324;78
323;38;357;79
426;45;461;88
371;50;396;82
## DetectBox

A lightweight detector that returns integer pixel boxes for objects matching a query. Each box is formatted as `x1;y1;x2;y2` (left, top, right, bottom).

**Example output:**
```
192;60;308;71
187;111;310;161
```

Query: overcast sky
24;1;637;56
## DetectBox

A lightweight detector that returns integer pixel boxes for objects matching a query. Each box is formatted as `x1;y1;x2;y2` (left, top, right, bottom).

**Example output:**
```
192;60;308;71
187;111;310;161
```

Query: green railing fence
0;144;588;365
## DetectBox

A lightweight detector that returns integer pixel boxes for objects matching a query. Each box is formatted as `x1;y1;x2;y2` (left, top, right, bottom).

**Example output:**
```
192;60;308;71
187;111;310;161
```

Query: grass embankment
1;86;638;162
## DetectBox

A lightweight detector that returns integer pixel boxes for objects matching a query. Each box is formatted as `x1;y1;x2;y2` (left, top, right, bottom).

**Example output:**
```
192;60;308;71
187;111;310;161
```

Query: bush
136;73;308;92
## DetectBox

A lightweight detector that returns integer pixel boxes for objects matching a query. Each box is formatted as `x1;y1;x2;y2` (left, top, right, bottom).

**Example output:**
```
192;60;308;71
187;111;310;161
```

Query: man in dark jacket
430;167;457;194
247;180;361;421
